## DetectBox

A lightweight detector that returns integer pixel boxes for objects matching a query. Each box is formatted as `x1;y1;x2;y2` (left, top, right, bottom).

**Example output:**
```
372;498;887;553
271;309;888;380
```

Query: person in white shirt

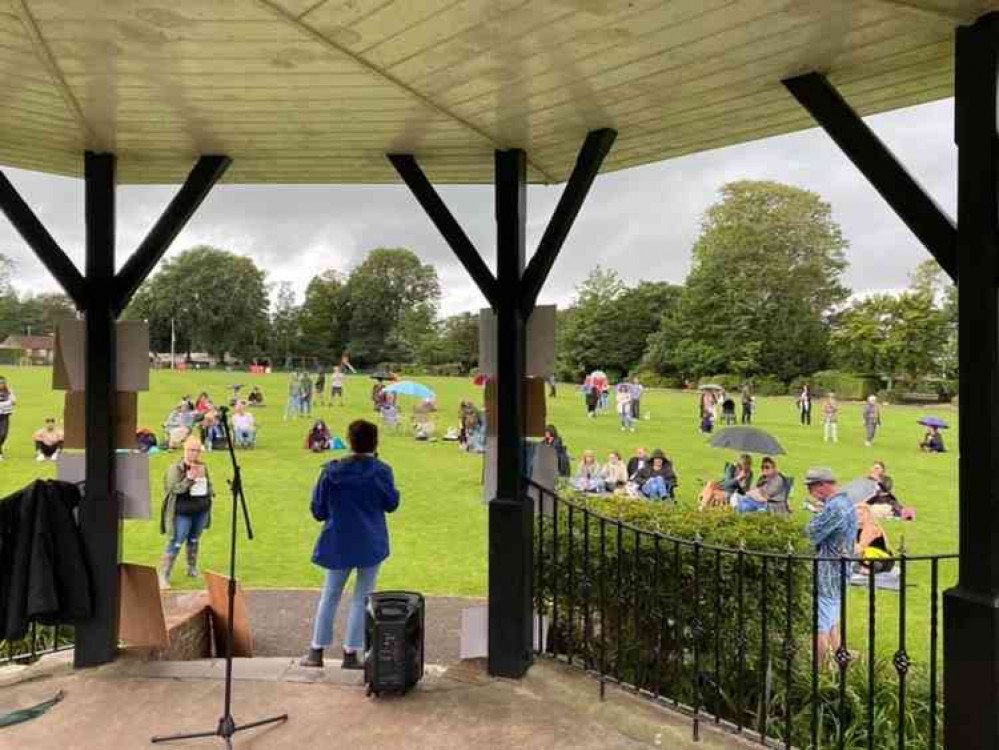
232;401;257;448
0;376;14;460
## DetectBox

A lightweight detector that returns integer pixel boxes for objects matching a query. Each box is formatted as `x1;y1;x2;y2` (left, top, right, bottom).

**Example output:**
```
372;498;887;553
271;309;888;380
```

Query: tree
0;253;22;340
125;246;269;362
647;181;849;382
558;267;678;380
830;287;950;388
299;269;349;364
269;282;302;366
17;292;76;335
341;248;440;365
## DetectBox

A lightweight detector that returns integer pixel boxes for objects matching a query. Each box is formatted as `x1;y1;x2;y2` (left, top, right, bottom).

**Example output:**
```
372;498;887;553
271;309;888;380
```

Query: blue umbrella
384;381;435;400
917;416;949;429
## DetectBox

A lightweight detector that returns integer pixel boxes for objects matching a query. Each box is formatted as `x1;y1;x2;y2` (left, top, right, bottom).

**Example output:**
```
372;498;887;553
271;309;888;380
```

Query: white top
232;412;255;431
0;390;15;415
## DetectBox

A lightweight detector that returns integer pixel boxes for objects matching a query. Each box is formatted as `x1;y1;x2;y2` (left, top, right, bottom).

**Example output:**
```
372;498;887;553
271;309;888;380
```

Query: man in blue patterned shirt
805;467;858;663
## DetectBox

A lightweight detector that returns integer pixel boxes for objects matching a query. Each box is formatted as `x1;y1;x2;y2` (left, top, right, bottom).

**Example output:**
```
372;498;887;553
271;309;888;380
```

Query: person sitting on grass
631;448;677;500
866;460;907;518
700;454;753;509
600;451;629;492
307;419;332;452
854;504;894;575
626;447;649;480
33;417;64;461
572;449;604;493
247;386;264;406
730;456;783;513
232;401;257;448
919;426;946;453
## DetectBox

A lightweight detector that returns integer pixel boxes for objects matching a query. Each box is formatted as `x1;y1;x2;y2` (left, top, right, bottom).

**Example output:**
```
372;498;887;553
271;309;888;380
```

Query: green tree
17;292;76;335
342;248;440;365
647;180;849;382
269;282;302;366
559;268;677;380
0;254;22;340
299;269;349;364
125;246;269;362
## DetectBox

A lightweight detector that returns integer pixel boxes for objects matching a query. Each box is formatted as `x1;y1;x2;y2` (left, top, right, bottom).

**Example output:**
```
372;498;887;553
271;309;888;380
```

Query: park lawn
0;367;958;665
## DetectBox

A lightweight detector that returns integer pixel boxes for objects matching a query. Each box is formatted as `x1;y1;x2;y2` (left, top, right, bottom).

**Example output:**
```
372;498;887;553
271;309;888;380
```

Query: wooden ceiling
0;0;994;184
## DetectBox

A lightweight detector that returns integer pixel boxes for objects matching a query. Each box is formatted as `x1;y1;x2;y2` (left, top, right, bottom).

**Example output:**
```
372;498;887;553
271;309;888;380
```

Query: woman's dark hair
348;419;378;454
761;456;775;469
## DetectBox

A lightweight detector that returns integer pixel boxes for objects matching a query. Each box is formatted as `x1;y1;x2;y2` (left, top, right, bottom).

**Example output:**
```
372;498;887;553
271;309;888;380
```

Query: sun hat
804;467;836;486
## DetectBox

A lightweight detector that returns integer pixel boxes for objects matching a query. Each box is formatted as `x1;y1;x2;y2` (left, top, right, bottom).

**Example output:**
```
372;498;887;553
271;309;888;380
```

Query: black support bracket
783;72;958;281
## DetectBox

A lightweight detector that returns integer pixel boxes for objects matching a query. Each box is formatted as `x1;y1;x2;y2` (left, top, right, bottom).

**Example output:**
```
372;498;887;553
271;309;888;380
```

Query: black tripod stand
152;406;288;748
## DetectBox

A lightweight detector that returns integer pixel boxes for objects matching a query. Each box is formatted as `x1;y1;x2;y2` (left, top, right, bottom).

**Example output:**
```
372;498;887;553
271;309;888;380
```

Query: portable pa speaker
364;591;425;697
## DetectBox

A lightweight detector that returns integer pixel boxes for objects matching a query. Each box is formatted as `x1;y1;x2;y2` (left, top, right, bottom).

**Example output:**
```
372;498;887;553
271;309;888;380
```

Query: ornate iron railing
529;481;957;749
1;623;74;666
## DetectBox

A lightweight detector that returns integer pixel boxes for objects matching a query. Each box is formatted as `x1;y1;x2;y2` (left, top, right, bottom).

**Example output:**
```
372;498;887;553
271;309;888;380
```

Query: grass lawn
0;367;958;665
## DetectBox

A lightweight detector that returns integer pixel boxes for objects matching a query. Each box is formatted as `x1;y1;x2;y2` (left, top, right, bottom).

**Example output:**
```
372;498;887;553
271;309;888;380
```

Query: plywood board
57;451;151;519
204;570;253;658
63;391;137;450
118;563;168;649
54;319;150;392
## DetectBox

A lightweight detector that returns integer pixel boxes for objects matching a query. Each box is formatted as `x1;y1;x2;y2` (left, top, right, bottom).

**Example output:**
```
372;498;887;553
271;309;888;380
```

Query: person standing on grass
331;365;345;406
0;376;15;460
740;383;753;424
804;467;857;665
301;419;400;670
798;383;812;426
863;395;881;447
616;383;634;432
300;372;314;417
315;370;326;407
823;392;839;444
284;372;300;421
630;376;643;420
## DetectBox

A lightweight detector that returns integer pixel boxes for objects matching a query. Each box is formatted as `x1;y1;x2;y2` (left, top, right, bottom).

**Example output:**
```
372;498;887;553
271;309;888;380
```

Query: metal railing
529;481;957;749
1;623;74;666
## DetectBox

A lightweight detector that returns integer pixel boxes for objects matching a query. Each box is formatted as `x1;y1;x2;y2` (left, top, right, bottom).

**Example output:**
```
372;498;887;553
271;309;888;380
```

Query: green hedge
808;371;879;401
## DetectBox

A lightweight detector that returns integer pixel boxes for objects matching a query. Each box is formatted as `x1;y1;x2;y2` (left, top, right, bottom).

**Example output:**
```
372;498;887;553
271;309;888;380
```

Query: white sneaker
35;453;45;462
50;451;60;461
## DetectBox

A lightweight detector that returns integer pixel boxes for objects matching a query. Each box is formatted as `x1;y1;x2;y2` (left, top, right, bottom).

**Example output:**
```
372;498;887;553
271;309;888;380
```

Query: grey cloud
0;98;956;315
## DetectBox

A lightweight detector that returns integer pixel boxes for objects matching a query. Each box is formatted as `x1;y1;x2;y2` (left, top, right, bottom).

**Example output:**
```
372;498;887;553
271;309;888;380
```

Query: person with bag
158;436;213;589
301;420;400;670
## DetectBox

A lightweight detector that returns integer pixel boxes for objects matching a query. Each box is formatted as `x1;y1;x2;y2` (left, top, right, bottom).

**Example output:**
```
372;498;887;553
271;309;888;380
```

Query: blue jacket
310;455;400;570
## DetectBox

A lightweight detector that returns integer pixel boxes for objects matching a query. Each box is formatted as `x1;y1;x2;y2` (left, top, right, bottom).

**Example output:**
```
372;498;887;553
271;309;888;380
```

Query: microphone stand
152;406;288;748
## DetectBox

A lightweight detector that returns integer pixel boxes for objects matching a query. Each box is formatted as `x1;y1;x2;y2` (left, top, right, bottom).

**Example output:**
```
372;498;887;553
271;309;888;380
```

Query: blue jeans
235;427;256;447
310;564;380;652
641;476;672;500
165;510;209;555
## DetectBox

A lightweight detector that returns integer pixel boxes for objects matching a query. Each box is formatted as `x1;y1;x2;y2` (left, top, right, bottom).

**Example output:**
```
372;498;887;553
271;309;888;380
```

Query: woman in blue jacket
300;419;400;669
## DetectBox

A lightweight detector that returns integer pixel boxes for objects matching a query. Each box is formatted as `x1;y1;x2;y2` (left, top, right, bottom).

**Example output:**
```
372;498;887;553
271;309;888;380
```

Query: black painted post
488;148;533;678
945;12;999;749
74;152;120;668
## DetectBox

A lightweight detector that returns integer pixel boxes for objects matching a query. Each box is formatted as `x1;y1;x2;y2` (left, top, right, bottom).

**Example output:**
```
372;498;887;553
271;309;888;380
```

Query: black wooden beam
387;153;498;306
945;11;999;750
113;155;231;317
488;148;533;679
0;170;87;309
520;128;617;315
783;72;958;280
74;151;120;668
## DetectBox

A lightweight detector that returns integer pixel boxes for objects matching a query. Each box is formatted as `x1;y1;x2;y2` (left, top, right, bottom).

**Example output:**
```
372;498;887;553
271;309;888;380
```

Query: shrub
809;371;879;400
426;363;466;377
630;368;683;389
752;376;786;397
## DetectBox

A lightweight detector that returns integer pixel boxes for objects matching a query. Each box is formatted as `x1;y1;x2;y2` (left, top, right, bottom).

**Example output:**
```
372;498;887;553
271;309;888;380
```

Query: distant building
0;335;55;366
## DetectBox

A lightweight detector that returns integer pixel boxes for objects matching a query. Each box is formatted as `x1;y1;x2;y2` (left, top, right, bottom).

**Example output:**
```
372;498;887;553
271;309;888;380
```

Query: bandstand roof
0;0;994;185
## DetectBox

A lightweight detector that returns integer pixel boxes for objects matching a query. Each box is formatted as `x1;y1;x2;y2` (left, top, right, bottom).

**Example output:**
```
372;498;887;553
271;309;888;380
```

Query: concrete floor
1;652;757;750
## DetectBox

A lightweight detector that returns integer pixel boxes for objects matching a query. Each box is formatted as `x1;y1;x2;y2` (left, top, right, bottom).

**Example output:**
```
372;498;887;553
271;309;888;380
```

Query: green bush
752;376;786;397
809;371;879;401
630;368;683;389
426;363;467;377
2;625;74;663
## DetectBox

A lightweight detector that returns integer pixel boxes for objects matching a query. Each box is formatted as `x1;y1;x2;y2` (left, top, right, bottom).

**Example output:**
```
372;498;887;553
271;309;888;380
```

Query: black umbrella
709;426;785;455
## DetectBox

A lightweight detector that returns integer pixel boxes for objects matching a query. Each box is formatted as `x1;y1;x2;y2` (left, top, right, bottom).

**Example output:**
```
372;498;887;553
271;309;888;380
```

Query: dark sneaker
299;648;324;668
341;650;363;670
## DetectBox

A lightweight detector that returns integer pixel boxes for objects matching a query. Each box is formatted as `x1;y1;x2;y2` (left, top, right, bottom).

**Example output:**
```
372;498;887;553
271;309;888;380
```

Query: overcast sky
0;98;955;318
